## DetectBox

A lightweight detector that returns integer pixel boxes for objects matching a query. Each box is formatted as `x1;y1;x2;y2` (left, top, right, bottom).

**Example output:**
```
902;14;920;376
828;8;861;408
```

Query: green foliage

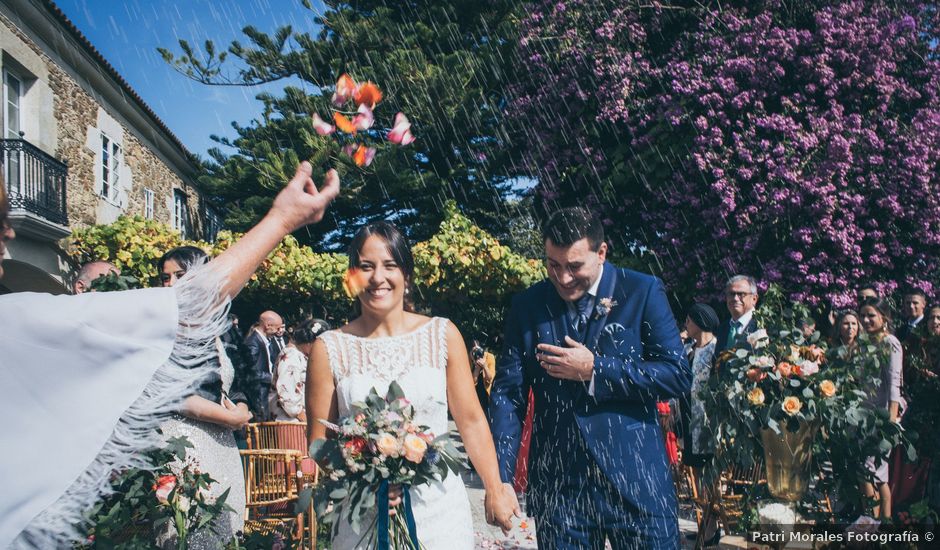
81;436;232;549
704;286;914;521
160;0;526;249
413;201;545;340
69;206;545;341
69;216;196;285
88;272;142;292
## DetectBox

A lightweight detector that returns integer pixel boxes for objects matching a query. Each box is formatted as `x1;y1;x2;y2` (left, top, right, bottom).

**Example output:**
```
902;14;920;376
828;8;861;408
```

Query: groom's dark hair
542;207;605;251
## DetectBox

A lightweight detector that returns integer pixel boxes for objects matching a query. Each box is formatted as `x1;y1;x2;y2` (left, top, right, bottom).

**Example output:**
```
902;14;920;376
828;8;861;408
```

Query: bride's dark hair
347;221;415;312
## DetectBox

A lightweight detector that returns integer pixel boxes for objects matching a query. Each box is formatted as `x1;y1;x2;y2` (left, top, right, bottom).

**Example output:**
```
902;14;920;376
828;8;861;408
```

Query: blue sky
57;0;325;158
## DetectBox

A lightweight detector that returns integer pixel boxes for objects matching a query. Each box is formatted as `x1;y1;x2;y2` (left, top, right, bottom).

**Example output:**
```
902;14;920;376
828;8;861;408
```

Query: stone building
0;0;221;294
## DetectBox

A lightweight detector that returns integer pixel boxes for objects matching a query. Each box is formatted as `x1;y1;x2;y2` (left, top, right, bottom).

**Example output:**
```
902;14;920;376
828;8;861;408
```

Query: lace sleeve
435;317;450;370
321;331;344;379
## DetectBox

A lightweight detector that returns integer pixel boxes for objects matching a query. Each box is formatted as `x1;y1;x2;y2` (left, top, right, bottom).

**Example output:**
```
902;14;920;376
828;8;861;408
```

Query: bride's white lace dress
320;317;473;550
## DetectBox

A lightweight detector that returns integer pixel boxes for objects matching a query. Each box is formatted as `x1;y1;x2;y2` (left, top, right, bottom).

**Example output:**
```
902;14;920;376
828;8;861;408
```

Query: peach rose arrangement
309;381;465;547
710;313;840;437
704;286;913;513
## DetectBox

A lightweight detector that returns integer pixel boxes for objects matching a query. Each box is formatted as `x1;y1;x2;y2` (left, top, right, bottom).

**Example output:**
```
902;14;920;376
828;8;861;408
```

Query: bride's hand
484;482;522;534
388;484;403;516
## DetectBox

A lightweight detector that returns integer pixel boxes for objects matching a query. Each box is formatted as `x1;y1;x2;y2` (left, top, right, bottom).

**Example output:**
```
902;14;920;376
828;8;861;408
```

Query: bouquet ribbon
377;479;419;549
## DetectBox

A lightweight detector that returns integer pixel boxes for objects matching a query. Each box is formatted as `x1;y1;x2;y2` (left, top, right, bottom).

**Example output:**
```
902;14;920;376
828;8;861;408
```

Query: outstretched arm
210;162;339;300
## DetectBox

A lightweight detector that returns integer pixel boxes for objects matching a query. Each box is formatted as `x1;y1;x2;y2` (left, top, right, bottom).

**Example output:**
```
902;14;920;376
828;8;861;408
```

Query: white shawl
0;266;228;548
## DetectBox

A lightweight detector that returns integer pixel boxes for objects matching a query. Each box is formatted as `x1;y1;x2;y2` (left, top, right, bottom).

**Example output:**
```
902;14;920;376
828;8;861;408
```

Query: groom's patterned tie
573;293;594;340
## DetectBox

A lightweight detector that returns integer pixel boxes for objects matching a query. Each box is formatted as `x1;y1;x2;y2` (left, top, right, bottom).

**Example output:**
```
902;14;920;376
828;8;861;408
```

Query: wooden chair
247;421;318;486
240;449;315;548
716;459;766;534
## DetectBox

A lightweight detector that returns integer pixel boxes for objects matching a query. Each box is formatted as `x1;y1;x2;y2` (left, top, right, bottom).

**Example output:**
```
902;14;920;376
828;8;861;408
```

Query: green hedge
68;202;545;343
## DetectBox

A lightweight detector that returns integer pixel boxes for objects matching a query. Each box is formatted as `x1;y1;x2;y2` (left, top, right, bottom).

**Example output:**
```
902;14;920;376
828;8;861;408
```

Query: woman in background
271;317;330;422
858;297;904;520
155;246;251;548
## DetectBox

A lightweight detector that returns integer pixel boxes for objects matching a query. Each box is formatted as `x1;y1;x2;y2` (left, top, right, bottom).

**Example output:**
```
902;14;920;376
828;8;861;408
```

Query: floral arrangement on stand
703;286;914;524
306;382;466;549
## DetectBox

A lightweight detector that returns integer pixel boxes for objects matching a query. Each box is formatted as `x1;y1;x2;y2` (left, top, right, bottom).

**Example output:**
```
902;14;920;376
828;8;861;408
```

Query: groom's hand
536;336;594;381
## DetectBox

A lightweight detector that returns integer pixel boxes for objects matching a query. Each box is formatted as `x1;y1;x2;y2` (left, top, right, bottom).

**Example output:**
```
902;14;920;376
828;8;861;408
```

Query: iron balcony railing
1;138;68;226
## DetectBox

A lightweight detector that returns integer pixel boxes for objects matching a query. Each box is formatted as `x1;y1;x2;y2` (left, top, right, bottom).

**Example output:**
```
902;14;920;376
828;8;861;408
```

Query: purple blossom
512;0;940;306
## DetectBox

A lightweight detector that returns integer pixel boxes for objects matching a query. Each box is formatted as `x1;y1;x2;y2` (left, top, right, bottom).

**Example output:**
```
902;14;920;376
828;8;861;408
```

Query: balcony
1;138;69;241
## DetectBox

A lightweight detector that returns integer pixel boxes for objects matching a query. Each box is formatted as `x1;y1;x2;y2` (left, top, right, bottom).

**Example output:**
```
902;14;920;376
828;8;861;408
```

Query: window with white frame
172;189;189;238
3;70;23;191
143;188;154;219
100;133;122;203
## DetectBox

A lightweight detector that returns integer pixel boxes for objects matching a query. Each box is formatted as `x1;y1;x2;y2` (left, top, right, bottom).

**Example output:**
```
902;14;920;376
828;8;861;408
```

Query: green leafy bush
69;205;546;343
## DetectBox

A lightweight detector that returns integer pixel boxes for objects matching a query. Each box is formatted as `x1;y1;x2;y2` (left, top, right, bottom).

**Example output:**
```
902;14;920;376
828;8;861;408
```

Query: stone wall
0;9;205;238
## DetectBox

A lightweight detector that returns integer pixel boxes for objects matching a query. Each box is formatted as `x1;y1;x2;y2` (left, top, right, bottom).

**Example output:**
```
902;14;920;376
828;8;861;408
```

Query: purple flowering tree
514;0;940;306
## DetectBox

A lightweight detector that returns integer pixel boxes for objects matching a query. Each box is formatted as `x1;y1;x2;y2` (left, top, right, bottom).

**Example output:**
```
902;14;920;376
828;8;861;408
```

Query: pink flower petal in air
352;104;375;131
332;73;357;106
388;112;416;145
311;113;335;135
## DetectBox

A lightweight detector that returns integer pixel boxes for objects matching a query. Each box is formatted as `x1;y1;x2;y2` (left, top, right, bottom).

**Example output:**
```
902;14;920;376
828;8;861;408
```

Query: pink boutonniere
595;297;617;318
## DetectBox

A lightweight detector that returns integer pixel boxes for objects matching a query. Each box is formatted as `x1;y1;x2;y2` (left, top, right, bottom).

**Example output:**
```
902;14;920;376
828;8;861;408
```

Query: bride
306;221;519;549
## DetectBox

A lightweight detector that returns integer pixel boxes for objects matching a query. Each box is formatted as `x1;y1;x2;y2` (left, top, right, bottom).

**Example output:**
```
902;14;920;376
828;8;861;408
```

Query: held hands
536;336;595;381
268;162;340;234
485;482;522;534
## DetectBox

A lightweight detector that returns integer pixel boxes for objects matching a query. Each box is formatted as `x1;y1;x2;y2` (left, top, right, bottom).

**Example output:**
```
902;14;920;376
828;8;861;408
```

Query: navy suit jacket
243;330;273;419
715;315;760;352
489;263;691;520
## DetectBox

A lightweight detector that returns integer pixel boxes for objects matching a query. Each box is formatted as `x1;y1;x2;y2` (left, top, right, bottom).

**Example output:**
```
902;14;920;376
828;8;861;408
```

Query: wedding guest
271;319;287;357
72;260;119;294
678;303;720;546
798;317;817;339
915;306;940;375
833;310;861;351
271;318;329;422
859;297;904;520
716;275;760;351
243;310;284;420
928;306;940;338
897;288;928;342
857;285;879;304
471;338;496;415
155;245;253;547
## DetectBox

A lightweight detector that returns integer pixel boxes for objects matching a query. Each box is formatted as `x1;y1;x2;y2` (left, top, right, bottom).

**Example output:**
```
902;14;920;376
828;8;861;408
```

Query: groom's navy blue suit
490;263;690;549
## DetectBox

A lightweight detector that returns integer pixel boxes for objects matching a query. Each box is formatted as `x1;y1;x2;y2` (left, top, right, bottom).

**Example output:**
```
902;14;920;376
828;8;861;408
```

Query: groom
489;207;690;549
